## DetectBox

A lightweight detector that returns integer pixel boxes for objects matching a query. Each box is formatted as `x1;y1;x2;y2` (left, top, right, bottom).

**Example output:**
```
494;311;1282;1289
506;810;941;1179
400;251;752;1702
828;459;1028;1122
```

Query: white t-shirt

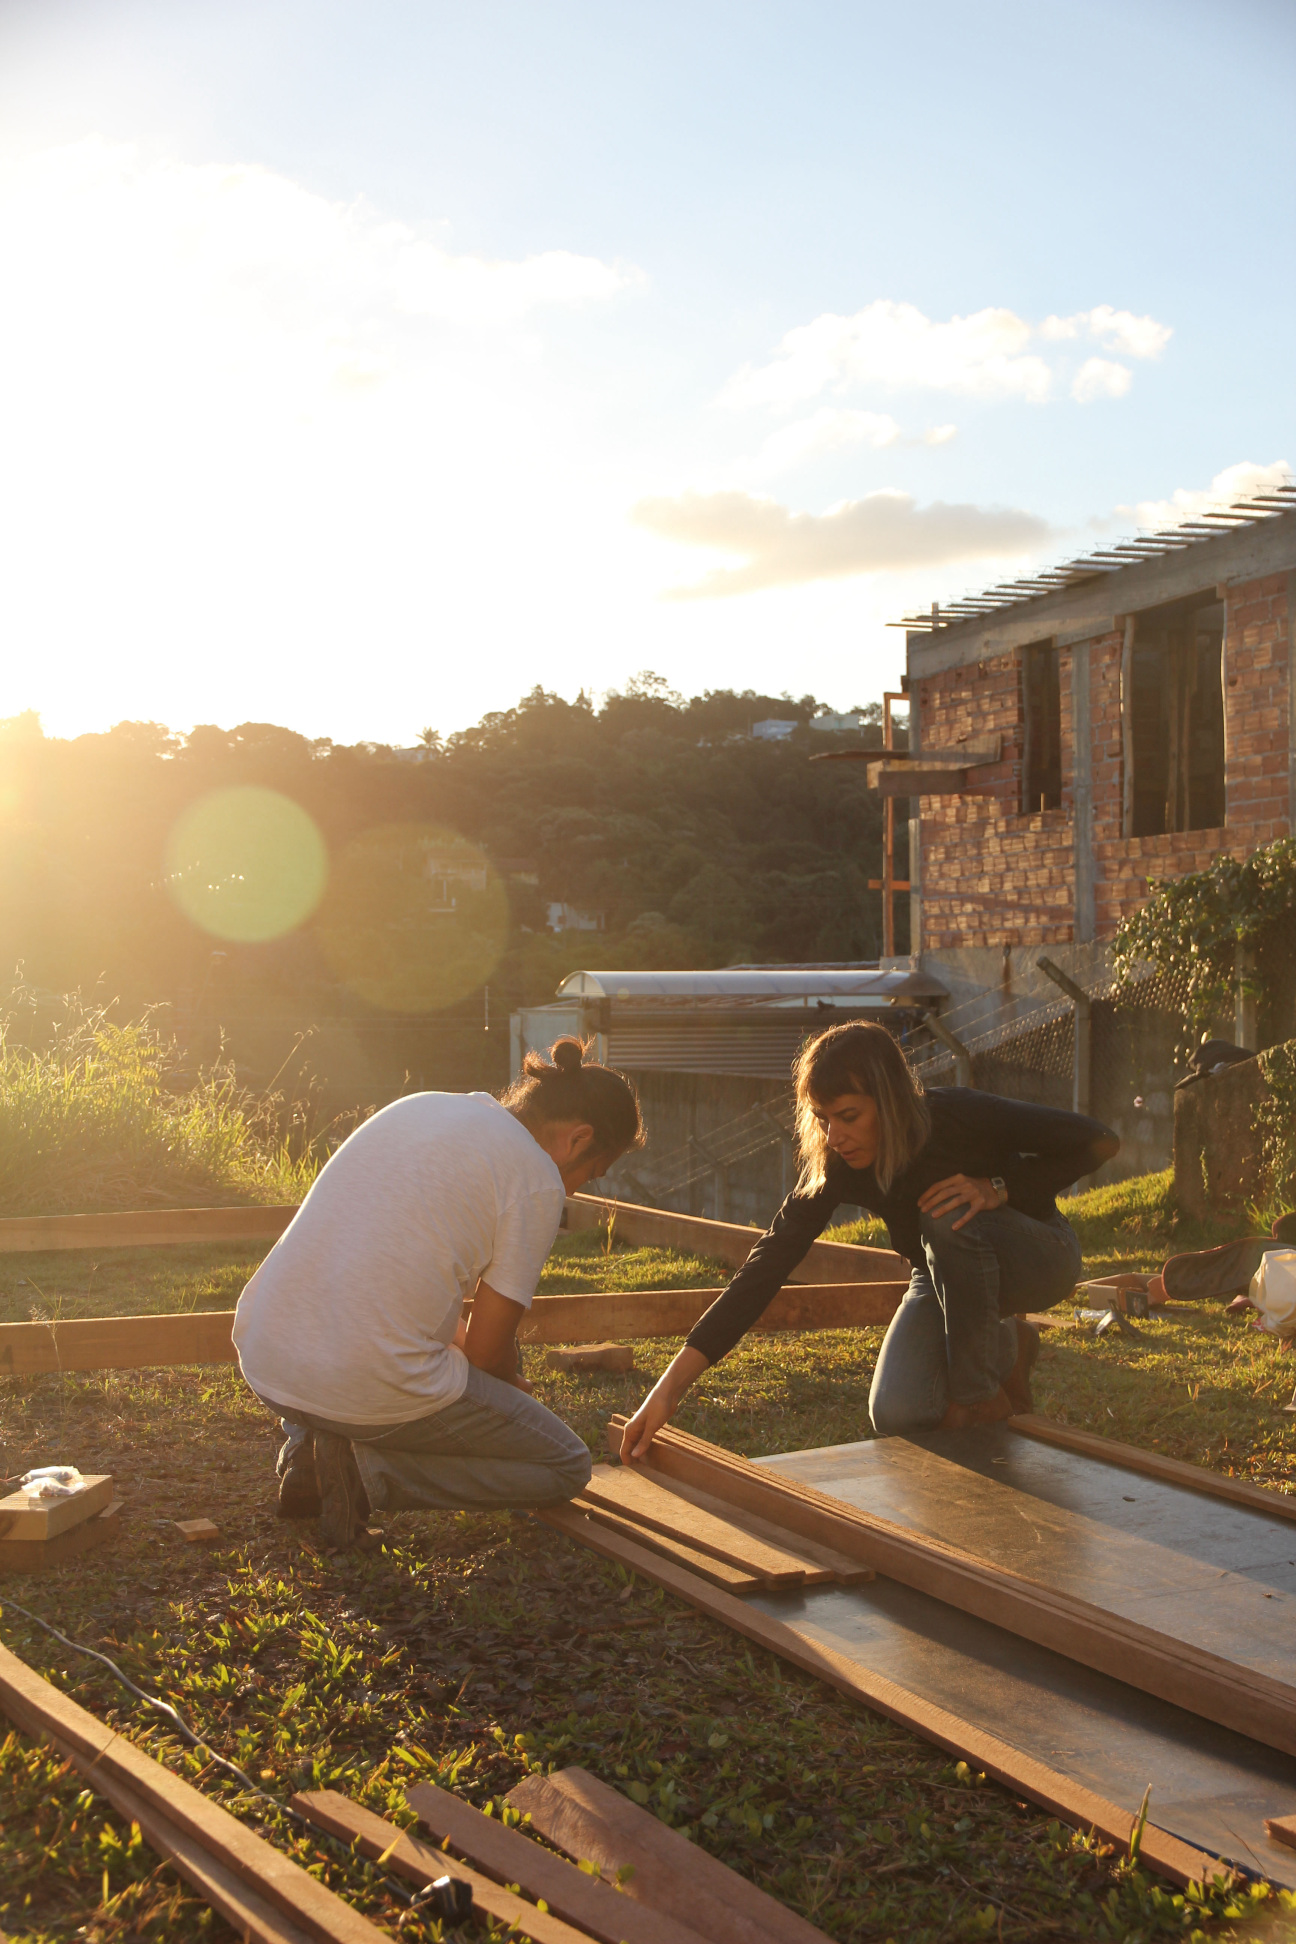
232;1092;565;1425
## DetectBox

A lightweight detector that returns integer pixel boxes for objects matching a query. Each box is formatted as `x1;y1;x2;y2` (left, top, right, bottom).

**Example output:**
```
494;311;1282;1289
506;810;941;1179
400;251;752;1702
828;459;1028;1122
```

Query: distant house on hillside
751;717;798;740
877;480;1296;1172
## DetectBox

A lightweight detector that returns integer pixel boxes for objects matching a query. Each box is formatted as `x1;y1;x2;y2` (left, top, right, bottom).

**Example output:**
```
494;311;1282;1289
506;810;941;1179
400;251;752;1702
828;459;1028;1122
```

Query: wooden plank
0;1640;389;1944
566;1195;907;1285
90;1764;321;1944
609;1420;1296;1761
0;1474;113;1542
506;1765;834;1944
0;1310;240;1376
610;1463;872;1586
292;1791;602;1944
0;1283;904;1378
0;1205;296;1255
545;1342;636;1372
570;1502;765;1592
534;1505;1221;1891
405;1778;708;1944
0;1499;121;1576
582;1464;810;1583
1009;1414;1296;1526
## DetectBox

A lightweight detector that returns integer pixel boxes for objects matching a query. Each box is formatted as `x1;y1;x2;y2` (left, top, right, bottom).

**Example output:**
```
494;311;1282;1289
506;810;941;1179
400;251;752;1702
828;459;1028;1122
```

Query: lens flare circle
164;786;328;943
315;823;509;1014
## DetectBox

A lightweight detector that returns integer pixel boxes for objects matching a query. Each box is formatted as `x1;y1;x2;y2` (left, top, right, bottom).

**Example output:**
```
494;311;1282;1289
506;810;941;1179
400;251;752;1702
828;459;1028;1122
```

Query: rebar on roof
890;482;1296;633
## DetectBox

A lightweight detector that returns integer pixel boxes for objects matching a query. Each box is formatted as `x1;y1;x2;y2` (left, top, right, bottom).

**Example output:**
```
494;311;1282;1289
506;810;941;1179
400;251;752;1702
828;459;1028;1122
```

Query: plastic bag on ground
1248;1248;1296;1338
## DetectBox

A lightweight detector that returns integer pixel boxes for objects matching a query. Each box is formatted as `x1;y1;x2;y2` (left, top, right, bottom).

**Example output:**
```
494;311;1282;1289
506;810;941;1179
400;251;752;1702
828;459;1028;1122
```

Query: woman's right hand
619;1346;709;1463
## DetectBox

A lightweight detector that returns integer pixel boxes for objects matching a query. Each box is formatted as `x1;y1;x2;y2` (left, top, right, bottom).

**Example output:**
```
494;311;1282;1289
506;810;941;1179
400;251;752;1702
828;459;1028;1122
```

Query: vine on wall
1255;1039;1296;1218
1112;835;1296;1057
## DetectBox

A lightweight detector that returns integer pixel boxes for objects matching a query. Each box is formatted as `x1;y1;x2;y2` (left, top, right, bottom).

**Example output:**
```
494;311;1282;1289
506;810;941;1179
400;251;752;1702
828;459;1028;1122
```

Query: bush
0;996;318;1216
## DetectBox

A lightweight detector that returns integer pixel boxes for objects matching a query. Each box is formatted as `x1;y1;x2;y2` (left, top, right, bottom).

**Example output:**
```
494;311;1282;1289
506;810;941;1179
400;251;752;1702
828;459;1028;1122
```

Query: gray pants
263;1362;592;1513
868;1204;1082;1434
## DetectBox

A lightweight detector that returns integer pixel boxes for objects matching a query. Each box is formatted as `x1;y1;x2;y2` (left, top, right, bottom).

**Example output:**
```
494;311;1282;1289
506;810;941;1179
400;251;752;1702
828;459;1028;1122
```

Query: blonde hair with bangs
793;1022;931;1196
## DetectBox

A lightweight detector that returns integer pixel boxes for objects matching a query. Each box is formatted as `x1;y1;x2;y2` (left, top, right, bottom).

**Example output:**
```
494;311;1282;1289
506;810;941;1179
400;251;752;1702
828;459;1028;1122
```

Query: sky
0;0;1292;746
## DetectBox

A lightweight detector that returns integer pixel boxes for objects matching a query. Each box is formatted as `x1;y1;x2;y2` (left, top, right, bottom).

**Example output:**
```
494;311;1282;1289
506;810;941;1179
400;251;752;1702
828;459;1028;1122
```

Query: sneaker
1161;1237;1271;1302
276;1435;321;1520
1003;1318;1040;1415
314;1431;372;1548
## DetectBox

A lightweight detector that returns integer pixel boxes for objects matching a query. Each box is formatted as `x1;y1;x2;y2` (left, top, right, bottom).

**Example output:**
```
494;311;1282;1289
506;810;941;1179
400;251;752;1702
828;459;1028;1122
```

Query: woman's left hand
917;1173;1007;1231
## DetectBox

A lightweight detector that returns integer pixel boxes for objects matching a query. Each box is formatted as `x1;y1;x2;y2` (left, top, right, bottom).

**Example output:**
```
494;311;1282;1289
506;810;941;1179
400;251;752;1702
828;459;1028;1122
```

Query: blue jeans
262;1363;592;1513
868;1205;1082;1435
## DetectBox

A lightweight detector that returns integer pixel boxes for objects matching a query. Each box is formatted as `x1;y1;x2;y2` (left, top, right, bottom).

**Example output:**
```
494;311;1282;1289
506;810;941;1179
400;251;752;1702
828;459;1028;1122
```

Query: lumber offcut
506;1766;834;1944
611;1419;1296;1761
292;1791;601;1944
565;1193;906;1284
0;1474;114;1542
1009;1413;1296;1526
535;1504;1220;1891
405;1778;709;1944
0;1499;122;1576
0;1641;386;1943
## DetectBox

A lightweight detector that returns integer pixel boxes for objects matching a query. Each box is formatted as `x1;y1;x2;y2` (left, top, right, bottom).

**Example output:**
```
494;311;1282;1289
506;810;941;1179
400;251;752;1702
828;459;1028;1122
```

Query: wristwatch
989;1176;1007;1205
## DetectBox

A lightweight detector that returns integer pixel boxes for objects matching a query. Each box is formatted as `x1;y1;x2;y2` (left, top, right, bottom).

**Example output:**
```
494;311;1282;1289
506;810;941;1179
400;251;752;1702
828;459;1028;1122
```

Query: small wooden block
545;1343;635;1373
1265;1812;1296;1851
174;1518;220;1544
0;1499;121;1575
0;1475;114;1543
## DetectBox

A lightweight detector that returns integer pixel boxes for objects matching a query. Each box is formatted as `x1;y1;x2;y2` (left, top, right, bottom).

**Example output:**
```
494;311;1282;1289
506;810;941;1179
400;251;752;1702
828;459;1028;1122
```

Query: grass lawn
1;1194;1294;1942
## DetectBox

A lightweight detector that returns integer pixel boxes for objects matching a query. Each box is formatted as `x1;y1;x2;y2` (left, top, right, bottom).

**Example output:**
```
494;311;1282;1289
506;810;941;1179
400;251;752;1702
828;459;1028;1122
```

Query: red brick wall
916;571;1291;950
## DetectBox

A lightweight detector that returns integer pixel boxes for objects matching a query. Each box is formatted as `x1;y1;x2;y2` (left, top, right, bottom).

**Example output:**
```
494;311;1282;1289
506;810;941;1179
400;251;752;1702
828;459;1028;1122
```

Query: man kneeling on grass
232;1040;643;1549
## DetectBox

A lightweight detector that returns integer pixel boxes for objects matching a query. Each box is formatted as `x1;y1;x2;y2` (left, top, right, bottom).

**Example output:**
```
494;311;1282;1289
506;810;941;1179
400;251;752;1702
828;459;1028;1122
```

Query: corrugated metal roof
889;481;1296;635
555;967;948;1004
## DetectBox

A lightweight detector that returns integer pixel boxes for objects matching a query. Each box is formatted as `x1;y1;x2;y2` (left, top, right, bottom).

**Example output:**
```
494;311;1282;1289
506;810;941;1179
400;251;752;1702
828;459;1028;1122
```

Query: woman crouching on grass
622;1022;1118;1459
233;1039;643;1549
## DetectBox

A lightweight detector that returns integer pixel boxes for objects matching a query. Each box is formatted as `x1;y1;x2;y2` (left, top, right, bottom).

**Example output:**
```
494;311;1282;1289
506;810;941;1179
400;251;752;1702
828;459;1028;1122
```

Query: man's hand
463;1281;529;1385
917;1173;1007;1232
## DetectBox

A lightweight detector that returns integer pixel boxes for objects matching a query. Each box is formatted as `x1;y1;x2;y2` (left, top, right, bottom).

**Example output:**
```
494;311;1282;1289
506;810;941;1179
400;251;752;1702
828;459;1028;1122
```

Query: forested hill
0;681;902;1080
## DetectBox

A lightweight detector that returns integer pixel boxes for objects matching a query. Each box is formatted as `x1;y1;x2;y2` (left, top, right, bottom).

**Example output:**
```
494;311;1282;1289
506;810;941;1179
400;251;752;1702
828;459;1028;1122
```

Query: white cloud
632;489;1052;598
754;407;901;475
721;297;1172;416
720;301;1054;409
1071;357;1133;402
924;423;958;446
1123;459;1293;529
1041;306;1172;359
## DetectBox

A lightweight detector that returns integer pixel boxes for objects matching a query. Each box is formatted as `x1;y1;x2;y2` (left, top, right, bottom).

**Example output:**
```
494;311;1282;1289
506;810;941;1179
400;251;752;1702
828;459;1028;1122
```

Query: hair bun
552;1037;585;1072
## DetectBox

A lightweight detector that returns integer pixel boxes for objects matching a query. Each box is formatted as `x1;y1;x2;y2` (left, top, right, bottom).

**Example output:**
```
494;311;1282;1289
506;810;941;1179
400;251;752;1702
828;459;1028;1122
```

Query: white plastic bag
1249;1248;1296;1338
19;1464;85;1503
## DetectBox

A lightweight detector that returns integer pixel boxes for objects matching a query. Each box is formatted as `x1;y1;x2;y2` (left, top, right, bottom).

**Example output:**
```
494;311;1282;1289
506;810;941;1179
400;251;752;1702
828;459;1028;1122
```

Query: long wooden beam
612;1421;1296;1761
566;1194;906;1284
535;1507;1221;1892
1009;1413;1296;1525
0;1284;905;1377
0;1640;388;1944
0;1205;296;1255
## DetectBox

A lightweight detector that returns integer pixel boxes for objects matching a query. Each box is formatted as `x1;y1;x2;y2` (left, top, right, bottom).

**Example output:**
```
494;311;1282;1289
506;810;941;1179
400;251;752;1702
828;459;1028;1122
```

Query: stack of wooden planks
0;1475;120;1575
295;1769;835;1944
571;1460;872;1593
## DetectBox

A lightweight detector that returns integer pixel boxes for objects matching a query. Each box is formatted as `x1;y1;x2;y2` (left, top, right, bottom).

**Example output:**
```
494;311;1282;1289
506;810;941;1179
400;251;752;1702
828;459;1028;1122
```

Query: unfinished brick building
886;482;1296;1172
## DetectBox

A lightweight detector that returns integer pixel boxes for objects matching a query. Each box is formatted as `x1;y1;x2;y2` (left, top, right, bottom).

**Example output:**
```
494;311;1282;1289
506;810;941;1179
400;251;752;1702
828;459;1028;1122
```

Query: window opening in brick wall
1129;598;1224;836
1020;640;1062;813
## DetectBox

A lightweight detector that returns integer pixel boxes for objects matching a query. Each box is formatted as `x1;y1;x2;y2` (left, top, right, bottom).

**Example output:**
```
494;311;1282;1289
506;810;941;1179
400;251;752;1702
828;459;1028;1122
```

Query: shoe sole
314;1432;366;1547
1162;1238;1269;1301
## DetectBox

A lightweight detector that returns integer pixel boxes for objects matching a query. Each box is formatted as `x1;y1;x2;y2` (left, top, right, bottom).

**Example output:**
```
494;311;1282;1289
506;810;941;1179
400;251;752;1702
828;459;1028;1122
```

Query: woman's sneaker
314;1432;372;1548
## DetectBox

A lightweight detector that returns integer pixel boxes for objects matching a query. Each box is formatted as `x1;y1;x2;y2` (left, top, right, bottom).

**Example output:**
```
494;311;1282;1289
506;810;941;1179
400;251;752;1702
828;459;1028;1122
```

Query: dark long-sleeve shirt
685;1088;1117;1365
